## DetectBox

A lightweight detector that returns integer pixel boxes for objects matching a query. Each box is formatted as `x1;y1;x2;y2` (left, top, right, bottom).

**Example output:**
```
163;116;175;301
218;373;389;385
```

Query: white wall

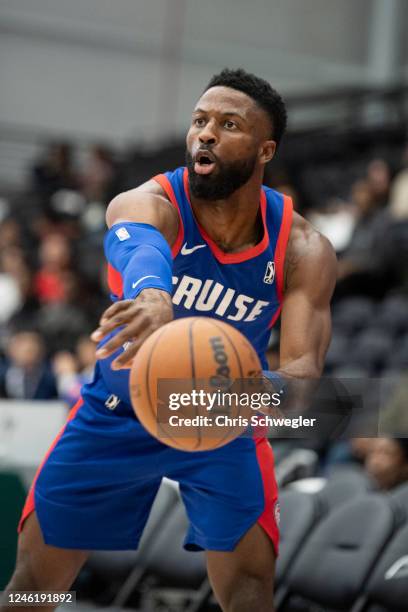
0;0;404;144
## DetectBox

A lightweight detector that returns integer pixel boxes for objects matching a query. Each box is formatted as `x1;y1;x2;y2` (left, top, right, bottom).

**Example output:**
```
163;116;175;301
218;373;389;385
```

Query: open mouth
194;151;217;176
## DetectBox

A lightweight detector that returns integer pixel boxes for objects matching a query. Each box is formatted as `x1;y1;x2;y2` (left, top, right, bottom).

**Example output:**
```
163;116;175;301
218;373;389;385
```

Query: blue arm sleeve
104;222;173;299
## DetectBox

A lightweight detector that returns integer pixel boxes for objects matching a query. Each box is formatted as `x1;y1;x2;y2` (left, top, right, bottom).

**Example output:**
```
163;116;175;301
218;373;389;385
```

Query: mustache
186;147;220;165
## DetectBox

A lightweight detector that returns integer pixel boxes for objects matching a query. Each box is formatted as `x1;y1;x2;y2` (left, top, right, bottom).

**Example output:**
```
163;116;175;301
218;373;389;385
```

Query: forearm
104;222;173;299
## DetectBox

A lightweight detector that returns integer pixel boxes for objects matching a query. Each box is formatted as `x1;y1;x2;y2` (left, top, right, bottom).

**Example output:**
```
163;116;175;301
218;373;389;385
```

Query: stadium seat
275;448;319;487
277;494;397;611
352;522;408;612
85;478;179;598
387;336;408;370
389;481;408;517
383;221;408;290
324;333;350;372
120;502;206;610
275;490;324;589
371;295;408;337
347;329;393;372
321;465;376;511
331;365;371;379
332;298;376;335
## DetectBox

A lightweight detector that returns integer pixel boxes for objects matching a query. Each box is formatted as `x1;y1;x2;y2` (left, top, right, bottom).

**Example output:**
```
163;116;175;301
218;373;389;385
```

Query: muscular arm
106;179;179;245
277;213;337;379
91;180;179;369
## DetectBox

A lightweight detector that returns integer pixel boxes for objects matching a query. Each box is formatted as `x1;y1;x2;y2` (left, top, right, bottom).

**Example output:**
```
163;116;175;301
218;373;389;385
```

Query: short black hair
204;68;287;147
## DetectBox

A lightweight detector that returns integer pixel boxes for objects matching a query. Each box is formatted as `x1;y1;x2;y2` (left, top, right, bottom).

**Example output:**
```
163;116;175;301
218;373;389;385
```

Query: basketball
129;317;262;451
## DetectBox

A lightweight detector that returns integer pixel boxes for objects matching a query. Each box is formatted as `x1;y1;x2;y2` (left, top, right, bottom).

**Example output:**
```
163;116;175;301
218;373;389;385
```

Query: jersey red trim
18;398;84;533
268;304;282;330
274;195;293;304
255;438;279;556
153;174;184;258
107;263;124;299
183;168;270;264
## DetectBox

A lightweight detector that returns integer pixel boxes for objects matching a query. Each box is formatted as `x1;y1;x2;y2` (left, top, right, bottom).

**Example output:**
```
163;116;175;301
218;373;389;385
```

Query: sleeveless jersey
104;166;292;403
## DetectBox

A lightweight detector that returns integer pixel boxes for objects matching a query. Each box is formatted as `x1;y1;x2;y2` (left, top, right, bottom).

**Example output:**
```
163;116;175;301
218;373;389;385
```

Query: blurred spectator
0;247;24;326
0;331;57;399
335;179;391;297
34;234;72;304
52;337;96;404
36;271;93;353
308;198;355;253
322;438;375;473
32;142;78;196
81;145;116;203
0;248;36;332
389;144;408;220
76;336;96;381
0;218;22;250
52;351;81;404
43;190;86;241
366;158;391;208
365;437;408;490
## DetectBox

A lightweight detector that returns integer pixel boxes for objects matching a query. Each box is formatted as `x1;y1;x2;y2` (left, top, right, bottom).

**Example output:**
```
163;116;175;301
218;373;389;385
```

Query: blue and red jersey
108;166;293;370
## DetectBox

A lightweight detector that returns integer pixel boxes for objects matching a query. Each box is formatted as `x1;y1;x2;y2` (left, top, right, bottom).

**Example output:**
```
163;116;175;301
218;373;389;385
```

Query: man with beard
4;69;336;612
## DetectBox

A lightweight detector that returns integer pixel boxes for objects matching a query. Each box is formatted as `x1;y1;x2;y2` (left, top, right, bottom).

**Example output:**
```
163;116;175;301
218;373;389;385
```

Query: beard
186;150;257;200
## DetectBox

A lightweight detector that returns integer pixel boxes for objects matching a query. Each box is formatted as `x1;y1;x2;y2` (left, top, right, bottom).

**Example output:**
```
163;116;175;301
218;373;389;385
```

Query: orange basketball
129;317;262;451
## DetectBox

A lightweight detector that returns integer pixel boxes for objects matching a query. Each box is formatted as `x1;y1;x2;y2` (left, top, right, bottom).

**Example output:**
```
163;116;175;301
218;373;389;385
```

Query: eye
224;120;237;130
193;117;206;127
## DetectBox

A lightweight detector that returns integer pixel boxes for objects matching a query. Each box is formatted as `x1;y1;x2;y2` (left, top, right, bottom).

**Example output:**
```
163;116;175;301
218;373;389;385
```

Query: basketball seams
209;319;244;382
188;318;202;450
207;319;252;443
143;325;185;449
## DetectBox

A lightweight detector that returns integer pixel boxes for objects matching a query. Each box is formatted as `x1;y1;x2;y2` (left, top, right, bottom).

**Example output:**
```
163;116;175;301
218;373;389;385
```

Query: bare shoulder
135;178;170;198
106;178;179;244
285;211;337;293
109;178;171;210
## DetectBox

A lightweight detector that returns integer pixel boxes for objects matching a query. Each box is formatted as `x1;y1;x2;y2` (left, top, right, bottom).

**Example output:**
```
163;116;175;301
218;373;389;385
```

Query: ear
259;140;276;165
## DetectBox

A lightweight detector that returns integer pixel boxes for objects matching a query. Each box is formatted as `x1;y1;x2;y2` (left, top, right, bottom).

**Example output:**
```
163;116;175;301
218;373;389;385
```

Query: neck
189;173;264;253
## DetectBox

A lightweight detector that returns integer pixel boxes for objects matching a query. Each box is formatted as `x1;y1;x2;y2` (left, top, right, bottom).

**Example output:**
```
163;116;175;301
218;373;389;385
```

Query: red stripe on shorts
18;397;84;533
255;437;280;556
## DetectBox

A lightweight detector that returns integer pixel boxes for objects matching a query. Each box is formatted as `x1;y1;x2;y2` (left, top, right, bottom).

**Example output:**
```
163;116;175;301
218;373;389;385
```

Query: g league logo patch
263;261;275;284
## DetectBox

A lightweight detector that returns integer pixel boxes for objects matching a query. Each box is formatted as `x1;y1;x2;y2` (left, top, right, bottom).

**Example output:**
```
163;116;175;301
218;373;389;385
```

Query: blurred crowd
0;142;115;404
0;139;407;416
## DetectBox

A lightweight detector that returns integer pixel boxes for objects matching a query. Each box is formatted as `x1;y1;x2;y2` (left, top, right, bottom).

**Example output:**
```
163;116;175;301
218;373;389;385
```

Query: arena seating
275;494;398;611
318;465;376;510
352;522;408;611
275;490;324;589
84;478;180;605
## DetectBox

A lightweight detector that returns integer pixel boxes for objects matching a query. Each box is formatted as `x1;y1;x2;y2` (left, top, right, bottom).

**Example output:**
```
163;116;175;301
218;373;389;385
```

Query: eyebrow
193;108;246;121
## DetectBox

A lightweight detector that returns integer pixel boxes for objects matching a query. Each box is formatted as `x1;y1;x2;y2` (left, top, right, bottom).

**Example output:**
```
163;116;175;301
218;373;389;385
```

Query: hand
91;288;173;370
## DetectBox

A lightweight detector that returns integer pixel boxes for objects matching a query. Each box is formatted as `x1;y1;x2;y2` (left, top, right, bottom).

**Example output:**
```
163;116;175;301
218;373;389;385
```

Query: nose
198;120;217;145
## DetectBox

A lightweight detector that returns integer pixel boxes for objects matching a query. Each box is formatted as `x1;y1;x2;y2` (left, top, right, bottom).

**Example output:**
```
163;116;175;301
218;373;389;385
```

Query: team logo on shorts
263;261;275;284
105;394;120;410
274;500;280;526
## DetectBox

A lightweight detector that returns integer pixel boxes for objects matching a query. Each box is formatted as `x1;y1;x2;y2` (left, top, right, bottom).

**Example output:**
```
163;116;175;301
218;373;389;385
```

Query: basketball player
2;69;336;611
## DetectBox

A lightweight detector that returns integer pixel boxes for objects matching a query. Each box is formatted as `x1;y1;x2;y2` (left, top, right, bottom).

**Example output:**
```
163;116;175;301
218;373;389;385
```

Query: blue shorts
20;366;279;553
